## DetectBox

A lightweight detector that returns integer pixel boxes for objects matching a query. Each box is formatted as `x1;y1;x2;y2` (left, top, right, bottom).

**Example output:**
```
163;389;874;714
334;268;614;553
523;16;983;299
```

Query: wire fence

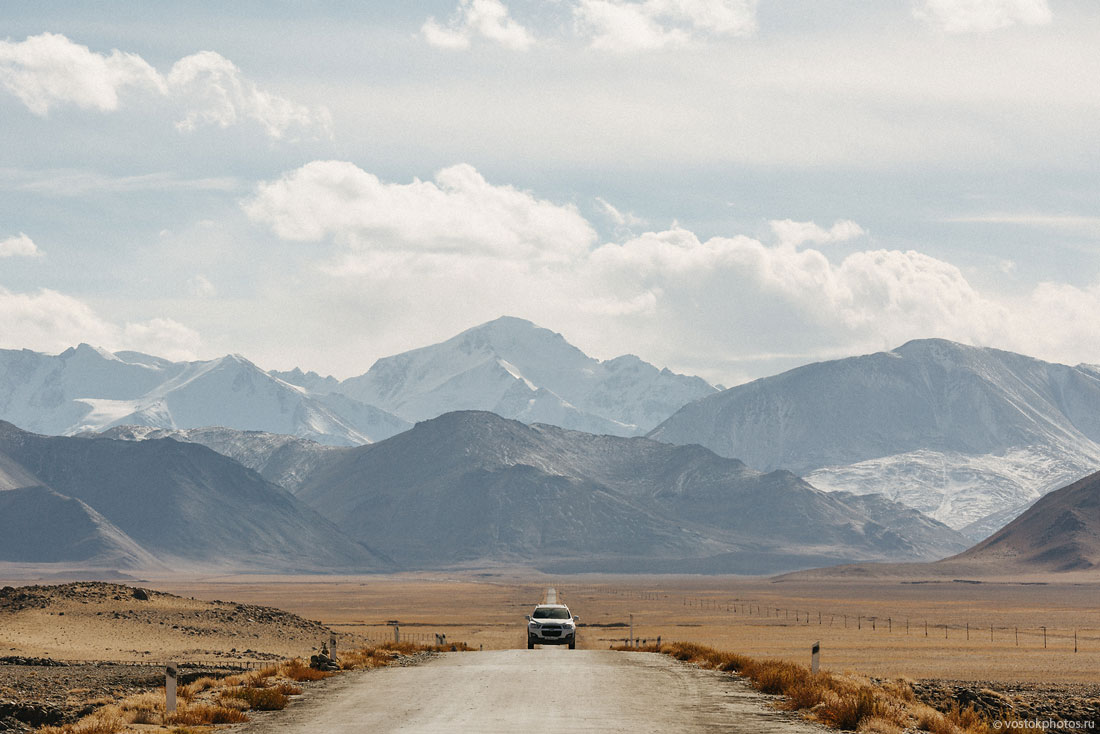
569;585;1099;653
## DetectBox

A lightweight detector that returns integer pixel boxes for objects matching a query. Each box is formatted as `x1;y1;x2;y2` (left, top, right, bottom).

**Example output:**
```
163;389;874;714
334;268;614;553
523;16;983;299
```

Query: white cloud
769;219;866;248
168;51;332;140
947;213;1100;239
914;0;1052;32
243;161;597;262
596;197;647;230
423;0;535;50
188;274;217;298
0;167;241;196
243;161;1100;383
0;233;41;258
0;287;201;360
120;318;203;361
575;0;757;51
0;33;328;139
0;32;163;115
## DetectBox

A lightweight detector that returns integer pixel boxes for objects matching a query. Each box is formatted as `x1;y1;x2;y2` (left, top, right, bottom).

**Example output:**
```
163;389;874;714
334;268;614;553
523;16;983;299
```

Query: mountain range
0;345;409;446
4;320;1100;573
0;317;715;446
294;411;968;573
779;467;1100;581
650;339;1100;540
0;421;387;572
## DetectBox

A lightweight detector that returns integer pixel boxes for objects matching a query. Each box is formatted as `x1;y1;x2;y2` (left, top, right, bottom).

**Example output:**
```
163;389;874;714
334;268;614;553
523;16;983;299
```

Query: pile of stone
309;642;340;672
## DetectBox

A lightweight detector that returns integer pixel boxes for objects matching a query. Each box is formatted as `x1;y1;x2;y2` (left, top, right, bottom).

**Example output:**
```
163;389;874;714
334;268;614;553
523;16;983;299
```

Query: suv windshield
533;607;571;620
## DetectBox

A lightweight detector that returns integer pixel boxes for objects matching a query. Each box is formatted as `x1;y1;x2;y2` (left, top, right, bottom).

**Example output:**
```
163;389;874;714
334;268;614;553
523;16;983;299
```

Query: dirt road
233;649;827;733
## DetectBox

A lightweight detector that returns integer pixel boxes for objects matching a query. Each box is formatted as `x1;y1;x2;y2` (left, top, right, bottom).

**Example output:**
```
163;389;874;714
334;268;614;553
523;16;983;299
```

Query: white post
811;642;820;675
629;614;634;648
166;662;178;713
394;625;400;644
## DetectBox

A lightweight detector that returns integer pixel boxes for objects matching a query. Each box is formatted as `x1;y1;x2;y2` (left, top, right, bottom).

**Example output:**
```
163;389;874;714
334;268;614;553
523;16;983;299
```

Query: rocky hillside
297;411;968;573
0;422;387;572
650;339;1100;539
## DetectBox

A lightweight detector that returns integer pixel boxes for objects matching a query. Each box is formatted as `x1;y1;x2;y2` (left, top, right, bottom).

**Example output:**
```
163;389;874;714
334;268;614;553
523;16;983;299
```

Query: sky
2;0;1099;386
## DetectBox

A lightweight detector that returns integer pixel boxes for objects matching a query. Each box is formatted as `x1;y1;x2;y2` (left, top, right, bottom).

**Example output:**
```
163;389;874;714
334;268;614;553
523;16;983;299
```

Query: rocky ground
0;658;236;732
908;679;1100;723
0;582;350;663
0;582;360;732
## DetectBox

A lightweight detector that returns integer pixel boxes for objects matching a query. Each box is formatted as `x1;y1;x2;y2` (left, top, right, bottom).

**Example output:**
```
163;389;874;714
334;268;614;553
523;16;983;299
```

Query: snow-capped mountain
0;345;409;445
335;316;717;436
649;339;1100;540
100;425;342;494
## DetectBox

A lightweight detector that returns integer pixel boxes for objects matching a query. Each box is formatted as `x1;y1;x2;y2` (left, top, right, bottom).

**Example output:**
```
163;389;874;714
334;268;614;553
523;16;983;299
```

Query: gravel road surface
233;648;828;733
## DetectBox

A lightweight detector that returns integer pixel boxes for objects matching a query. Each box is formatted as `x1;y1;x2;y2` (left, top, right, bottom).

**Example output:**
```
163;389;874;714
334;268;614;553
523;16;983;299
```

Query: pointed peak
61;343;120;361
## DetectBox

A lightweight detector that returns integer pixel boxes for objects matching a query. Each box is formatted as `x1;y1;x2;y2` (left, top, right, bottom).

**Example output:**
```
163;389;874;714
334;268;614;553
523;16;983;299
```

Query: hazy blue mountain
650;339;1100;539
0;421;387;572
297;411;967;573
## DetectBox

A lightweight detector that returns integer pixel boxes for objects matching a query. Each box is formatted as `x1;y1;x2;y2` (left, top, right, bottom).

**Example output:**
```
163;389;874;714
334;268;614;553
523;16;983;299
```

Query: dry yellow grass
30;641;459;734
632;641;999;733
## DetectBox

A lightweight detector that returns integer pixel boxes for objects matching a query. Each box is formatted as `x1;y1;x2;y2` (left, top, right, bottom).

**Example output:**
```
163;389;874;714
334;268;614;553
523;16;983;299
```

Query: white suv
526;604;578;649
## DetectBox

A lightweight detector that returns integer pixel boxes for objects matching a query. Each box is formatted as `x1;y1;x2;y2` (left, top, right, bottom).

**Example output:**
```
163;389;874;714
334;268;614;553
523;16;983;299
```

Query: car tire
528;638;535;649
568;639;576;649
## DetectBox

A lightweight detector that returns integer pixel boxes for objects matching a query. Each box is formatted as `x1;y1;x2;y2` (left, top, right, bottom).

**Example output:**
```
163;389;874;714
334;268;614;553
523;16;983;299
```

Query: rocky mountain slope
297;411;968;573
99;425;342;494
0;345;409;446
334;316;717;436
650;339;1100;539
0;422;386;572
953;468;1100;572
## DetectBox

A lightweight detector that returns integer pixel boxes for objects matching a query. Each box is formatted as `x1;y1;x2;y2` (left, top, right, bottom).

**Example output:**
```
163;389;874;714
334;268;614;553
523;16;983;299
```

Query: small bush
746;659;810;695
858;715;905;734
221;686;290;711
820;687;878;730
282;658;335;681
167;703;250;725
37;707;126;734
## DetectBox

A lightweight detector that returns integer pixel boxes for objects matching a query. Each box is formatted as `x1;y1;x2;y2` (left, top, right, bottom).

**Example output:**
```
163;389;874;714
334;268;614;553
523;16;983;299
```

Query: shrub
281;658;334;681
167;703;250;725
221;686;290;710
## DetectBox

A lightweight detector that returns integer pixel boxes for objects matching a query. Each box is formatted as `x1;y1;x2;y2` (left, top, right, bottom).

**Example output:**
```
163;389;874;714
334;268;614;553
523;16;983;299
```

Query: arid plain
109;570;1100;684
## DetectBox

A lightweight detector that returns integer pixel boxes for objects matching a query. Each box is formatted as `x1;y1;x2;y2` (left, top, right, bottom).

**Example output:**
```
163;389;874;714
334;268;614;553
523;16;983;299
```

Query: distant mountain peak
336;317;716;435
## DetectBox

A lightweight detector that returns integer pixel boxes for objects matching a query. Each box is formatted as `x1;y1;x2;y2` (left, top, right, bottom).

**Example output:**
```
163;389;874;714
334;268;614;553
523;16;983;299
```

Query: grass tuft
220;686;290;711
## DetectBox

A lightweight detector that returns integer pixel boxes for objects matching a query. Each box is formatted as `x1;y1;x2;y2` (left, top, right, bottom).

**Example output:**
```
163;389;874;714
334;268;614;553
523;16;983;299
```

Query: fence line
574;587;1098;653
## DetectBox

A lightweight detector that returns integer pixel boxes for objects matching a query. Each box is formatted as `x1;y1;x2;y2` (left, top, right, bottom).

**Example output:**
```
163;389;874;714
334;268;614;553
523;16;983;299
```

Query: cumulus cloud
914;0;1052;32
0;233;41;258
0;288;199;357
575;0;758;51
769;219;866;248
243;161;597;262
167;51;331;139
0;287;201;360
244;161;1100;383
423;0;535;50
0;33;328;139
0;32;163;115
